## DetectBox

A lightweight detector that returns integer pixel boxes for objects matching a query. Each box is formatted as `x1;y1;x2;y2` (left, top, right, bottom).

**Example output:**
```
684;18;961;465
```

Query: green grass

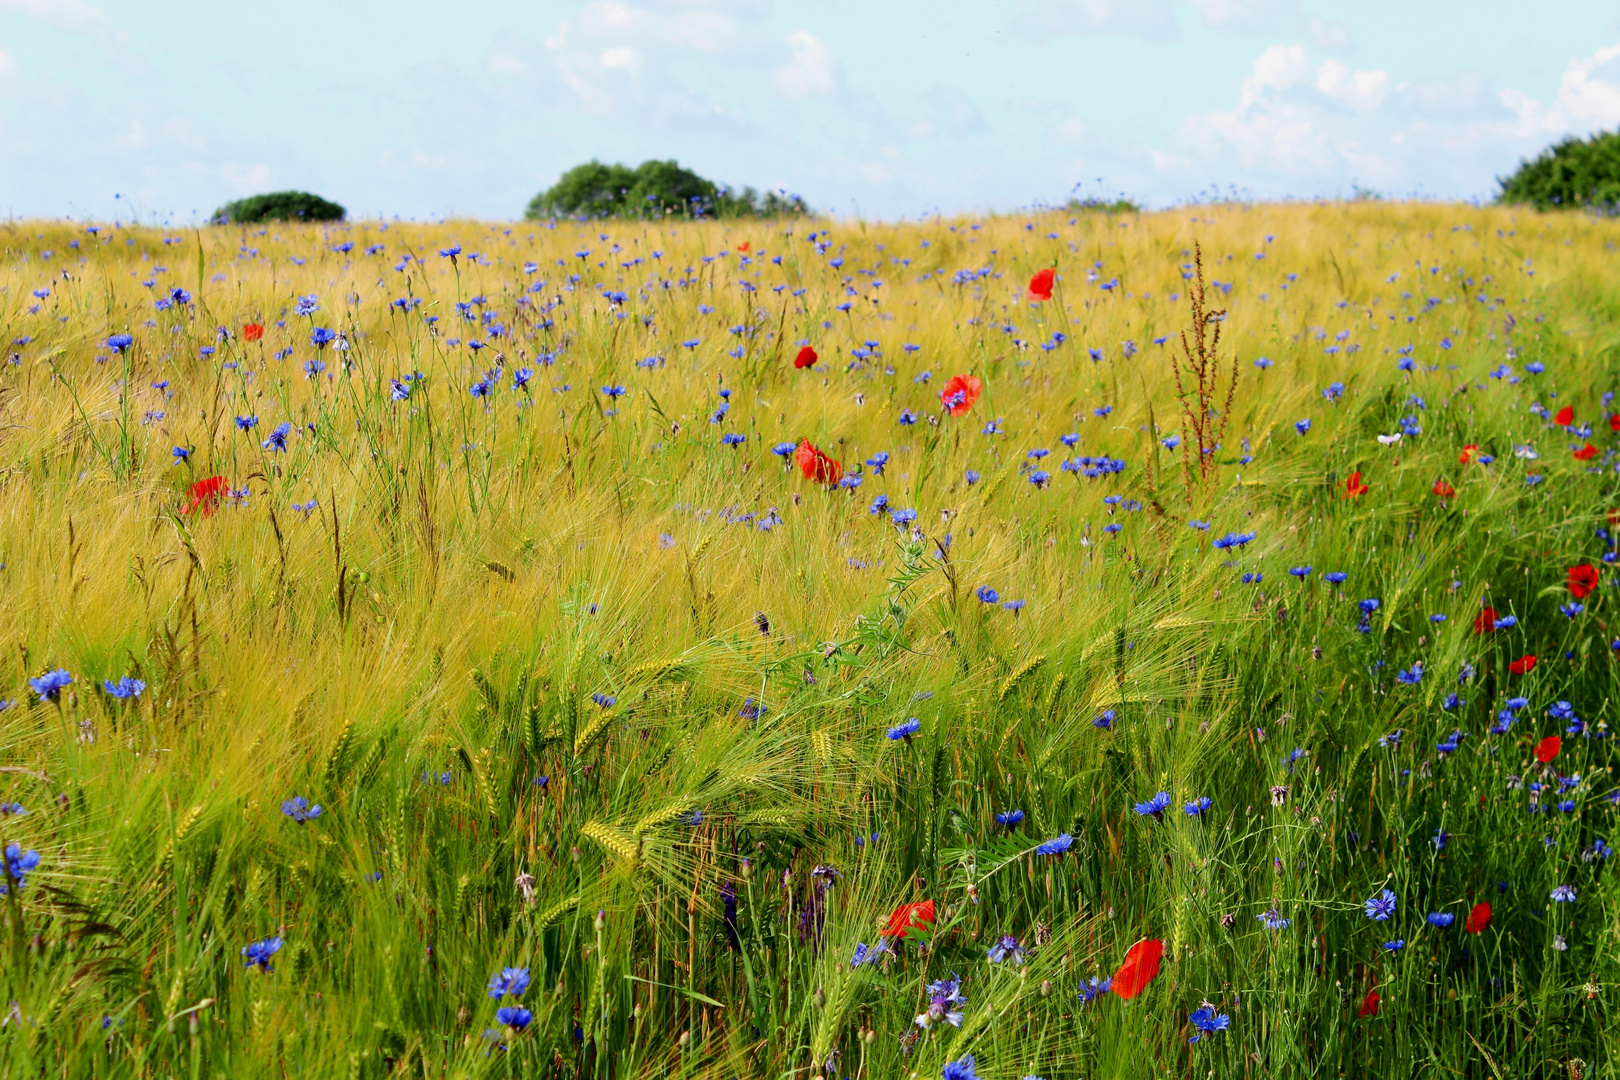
0;202;1617;1078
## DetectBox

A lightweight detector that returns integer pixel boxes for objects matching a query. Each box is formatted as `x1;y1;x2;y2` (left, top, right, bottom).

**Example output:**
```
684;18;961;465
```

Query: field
0;201;1618;1078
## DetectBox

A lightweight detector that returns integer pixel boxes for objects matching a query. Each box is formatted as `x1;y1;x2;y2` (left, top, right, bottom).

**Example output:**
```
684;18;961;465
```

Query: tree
525;159;810;220
1497;130;1620;211
212;191;345;225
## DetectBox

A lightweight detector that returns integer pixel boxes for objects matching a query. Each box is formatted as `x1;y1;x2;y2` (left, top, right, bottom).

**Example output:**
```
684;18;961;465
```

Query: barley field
0;201;1617;1078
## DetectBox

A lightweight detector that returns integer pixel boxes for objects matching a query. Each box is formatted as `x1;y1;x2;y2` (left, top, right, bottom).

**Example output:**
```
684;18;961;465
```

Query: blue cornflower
1184;796;1212;816
1188;1005;1231;1043
172;446;191;461
1035;834;1073;855
1395;665;1423;685
1359;599;1381;614
1258;906;1291;930
1078;977;1111;1003
942;1055;978;1080
1002;599;1026;613
995;809;1025;827
1550;884;1577;903
886;718;921;741
241;936;284;972
986;934;1026;964
262;422;292;452
487;967;532;999
591;693;616;708
106;333;134;353
1324;571;1348;584
495;1006;532;1032
281;796;323;823
1133;791;1171;819
0;803;25;817
1288;566;1313;579
721;433;746;447
890;508;918;527
867;451;890;474
1;843;40;894
1560;602;1584;618
310;327;337;349
1092;710;1116;730
439;245;461;259
294;294;320;316
1442;693;1463;711
1295;419;1311;435
964;469;980;485
850;940;891;967
1383;939;1405;952
1426;912;1455;928
771;442;796;458
235;415;258;432
29;668;72;702
976;586;1000;604
1365;889;1398;921
102;676;145;699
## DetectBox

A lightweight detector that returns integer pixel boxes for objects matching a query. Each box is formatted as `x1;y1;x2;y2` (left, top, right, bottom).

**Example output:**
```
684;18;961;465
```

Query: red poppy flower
1508;654;1537;675
794;345;818;370
1535;735;1561;763
940;374;983;417
1574;443;1599;461
1610;414;1620;433
1111;938;1163;1000
1432;478;1455;498
1026;268;1055;303
1345;471;1369;498
736;241;750;253
882;899;935;939
1458;444;1479;464
1568;563;1601;599
1555;405;1574;426
1357;989;1380;1018
1465;902;1492;934
185;475;229;518
1474;607;1498;634
794;439;842;486
243;323;264;342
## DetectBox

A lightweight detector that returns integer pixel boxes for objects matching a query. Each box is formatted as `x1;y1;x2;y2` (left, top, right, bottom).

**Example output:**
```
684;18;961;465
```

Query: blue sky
2;0;1617;222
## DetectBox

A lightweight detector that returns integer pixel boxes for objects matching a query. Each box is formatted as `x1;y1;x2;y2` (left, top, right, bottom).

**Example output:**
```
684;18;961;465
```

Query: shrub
526;159;809;220
212;191;346;225
1497;129;1620;211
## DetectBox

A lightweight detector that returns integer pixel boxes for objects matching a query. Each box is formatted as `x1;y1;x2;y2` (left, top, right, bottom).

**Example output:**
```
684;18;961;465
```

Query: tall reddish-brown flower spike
1509;654;1537;675
1535;735;1561;764
794;345;818;370
1432;478;1455;498
1111;938;1163;1000
794;439;842;486
1345;471;1369;498
1358;989;1380;1018
243;323;264;342
1474;607;1498;634
1465;902;1493;934
1555;406;1575;426
1573;443;1599;461
1568;563;1601;599
940;374;983;417
1026;268;1056;303
1458;444;1479;464
882;900;935;940
185;476;229;518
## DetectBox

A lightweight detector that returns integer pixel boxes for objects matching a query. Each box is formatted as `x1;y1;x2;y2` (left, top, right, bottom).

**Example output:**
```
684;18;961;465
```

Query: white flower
1376;433;1402;446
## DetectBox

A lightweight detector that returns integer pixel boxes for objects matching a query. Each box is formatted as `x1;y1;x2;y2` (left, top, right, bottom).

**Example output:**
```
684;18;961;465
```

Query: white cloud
773;29;837;99
0;51;14;78
1501;43;1620;136
1316;60;1388;110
